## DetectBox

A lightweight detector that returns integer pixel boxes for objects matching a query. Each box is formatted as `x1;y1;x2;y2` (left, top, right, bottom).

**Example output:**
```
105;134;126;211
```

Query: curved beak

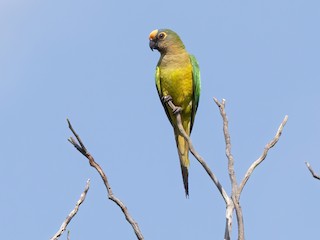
149;39;158;51
149;29;159;51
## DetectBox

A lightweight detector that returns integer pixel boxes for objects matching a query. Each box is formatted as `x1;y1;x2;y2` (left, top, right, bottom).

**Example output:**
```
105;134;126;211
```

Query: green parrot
149;29;201;196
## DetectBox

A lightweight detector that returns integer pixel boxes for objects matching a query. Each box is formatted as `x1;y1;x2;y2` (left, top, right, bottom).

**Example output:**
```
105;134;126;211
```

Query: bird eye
158;32;167;40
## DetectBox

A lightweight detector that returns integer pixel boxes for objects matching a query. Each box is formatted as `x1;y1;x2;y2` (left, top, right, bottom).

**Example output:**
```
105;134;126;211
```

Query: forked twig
165;97;288;240
67;119;144;240
305;162;320;180
166;99;233;240
51;179;90;240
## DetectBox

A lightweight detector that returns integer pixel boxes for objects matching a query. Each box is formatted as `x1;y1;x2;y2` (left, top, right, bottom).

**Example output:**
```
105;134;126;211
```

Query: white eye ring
158;32;166;39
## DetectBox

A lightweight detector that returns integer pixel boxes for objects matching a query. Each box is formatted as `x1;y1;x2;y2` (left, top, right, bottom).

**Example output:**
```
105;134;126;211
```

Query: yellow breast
160;64;193;112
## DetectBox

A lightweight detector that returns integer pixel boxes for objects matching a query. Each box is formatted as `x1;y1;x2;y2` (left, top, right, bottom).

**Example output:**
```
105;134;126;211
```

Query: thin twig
238;115;288;194
67;119;144;240
50;179;90;240
305;162;320;180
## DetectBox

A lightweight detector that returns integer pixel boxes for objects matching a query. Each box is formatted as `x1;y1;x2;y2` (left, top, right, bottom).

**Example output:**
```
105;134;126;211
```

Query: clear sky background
1;1;319;239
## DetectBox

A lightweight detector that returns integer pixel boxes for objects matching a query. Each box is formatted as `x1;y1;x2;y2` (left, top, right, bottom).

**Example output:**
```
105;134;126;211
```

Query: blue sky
1;0;319;239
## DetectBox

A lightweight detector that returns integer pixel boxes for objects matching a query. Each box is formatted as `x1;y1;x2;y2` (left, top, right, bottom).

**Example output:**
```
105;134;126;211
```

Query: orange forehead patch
149;29;158;40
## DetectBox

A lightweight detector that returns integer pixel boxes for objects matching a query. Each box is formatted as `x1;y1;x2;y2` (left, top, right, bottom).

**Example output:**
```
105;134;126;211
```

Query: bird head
149;29;185;54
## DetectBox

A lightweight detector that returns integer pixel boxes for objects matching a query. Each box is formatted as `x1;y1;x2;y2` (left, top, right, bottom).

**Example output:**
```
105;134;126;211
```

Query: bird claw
161;95;181;114
161;95;172;104
172;106;182;115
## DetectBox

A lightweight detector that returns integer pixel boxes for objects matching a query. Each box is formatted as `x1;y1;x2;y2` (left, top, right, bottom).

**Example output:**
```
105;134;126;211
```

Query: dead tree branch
305;162;320;180
213;98;238;190
166;99;233;240
67;119;144;240
166;100;230;204
213;98;243;240
165;97;288;240
51;179;90;240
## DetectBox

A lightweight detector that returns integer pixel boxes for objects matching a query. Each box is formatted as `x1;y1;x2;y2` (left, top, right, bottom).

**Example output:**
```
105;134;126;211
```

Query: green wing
189;55;201;133
155;66;174;127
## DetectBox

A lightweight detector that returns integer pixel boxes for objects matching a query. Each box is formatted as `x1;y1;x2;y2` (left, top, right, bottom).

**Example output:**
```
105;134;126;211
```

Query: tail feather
175;132;190;197
180;163;189;197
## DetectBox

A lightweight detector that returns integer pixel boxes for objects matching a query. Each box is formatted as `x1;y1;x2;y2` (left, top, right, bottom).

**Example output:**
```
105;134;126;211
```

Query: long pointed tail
175;132;190;197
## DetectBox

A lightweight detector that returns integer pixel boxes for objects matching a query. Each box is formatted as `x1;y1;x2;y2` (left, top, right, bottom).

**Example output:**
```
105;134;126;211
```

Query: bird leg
162;95;182;115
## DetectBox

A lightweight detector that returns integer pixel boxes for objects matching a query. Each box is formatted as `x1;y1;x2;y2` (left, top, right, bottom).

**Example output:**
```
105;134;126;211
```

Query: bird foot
172;106;182;115
161;95;172;104
161;95;182;115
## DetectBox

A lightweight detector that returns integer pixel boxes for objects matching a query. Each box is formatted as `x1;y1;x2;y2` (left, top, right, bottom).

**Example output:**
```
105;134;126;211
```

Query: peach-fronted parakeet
149;29;201;197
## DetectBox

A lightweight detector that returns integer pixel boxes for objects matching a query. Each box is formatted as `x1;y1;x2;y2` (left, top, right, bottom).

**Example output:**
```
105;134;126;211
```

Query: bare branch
165;97;288;240
224;201;234;240
239;115;288;195
213;98;238;191
213;98;244;240
166;99;230;204
305;161;320;180
166;98;235;239
51;179;90;240
67;119;144;240
165;95;290;240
